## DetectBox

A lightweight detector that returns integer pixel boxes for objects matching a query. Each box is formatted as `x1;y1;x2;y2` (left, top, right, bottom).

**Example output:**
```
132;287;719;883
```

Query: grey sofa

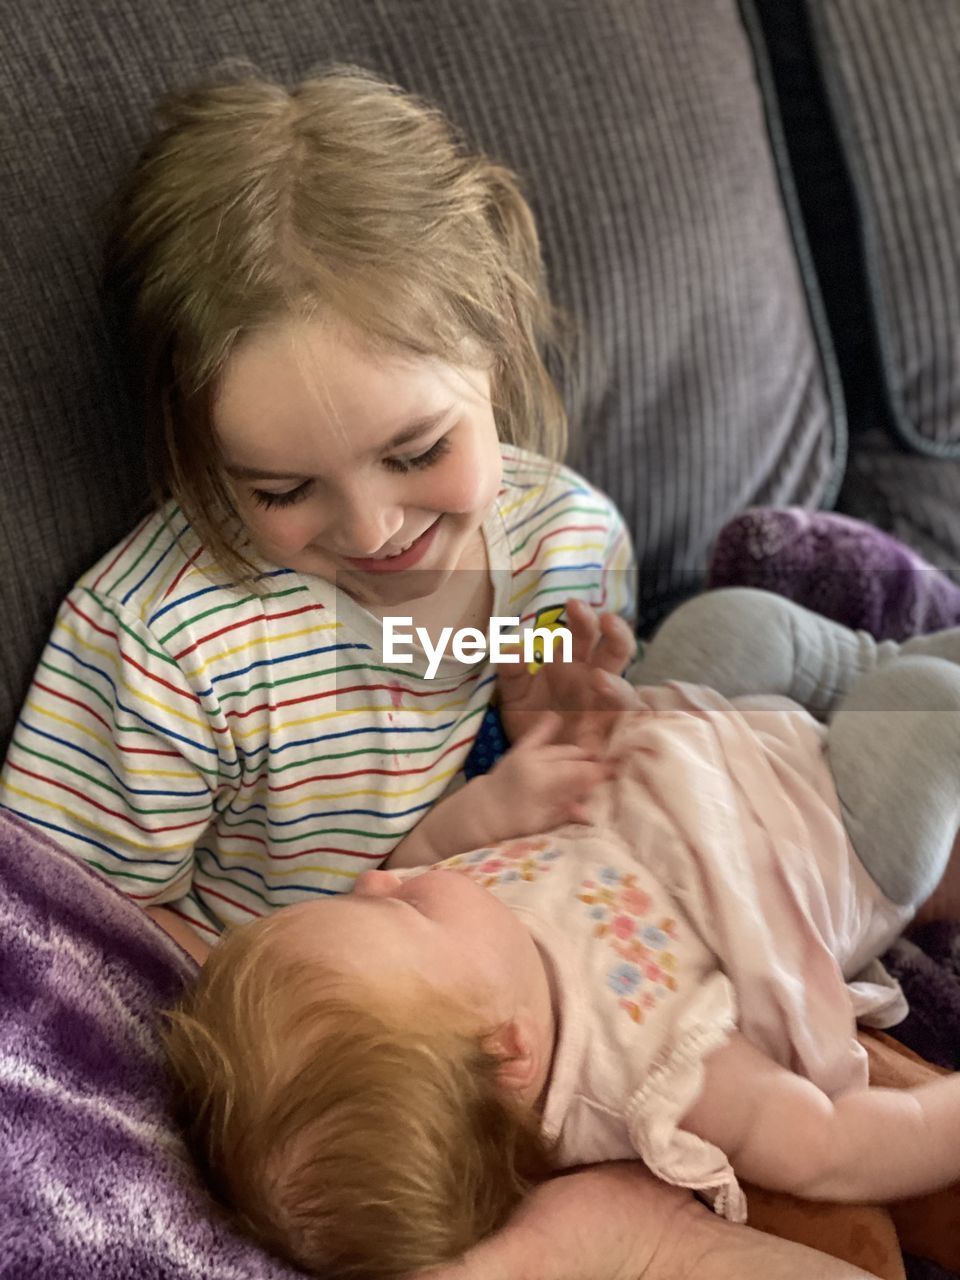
1;2;958;1276
3;0;958;762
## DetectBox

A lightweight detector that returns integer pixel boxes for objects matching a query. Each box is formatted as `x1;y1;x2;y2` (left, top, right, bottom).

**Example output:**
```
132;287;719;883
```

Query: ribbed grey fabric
808;0;960;456
0;0;842;753
840;430;960;577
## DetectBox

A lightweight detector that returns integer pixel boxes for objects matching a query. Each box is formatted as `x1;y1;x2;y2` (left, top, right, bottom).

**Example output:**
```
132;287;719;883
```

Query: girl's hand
497;598;638;753
484;713;611;833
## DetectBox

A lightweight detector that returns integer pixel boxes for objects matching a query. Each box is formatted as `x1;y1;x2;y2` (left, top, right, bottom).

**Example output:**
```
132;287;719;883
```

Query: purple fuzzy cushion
709;507;960;641
0;809;304;1280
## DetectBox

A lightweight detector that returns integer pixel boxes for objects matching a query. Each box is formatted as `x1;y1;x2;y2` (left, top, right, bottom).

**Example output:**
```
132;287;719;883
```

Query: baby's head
104;65;566;587
163;870;557;1277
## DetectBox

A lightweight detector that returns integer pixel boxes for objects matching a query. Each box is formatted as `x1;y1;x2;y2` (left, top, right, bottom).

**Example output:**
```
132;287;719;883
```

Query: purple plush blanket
0;810;304;1279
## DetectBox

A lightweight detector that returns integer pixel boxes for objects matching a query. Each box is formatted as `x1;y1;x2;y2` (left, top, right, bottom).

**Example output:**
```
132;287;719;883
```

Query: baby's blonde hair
104;64;568;583
163;911;555;1278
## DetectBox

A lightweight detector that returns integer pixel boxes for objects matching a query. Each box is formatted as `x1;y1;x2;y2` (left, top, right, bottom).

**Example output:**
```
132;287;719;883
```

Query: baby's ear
480;1018;539;1094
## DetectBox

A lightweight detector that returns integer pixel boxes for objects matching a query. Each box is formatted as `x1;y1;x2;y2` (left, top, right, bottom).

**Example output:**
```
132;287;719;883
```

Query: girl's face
214;318;503;608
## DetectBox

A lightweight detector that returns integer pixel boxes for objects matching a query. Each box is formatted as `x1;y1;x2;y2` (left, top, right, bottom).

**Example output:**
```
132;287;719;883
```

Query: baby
164;589;960;1279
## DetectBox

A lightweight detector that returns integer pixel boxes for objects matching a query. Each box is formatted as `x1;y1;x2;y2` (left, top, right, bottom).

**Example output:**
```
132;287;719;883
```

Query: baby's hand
498;598;638;752
484;713;611;834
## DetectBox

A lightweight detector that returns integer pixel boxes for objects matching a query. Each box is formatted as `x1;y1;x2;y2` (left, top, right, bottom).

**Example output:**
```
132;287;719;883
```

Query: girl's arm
386;715;609;868
415;1161;874;1280
681;1031;960;1203
145;905;212;965
0;585;217;917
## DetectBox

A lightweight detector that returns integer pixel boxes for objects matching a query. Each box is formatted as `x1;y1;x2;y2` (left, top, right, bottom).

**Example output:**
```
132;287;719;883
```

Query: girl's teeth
384;531;421;557
383;541;411;558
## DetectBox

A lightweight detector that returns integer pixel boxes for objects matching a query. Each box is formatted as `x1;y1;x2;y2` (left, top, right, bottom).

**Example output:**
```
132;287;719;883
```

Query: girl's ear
481;1017;539;1094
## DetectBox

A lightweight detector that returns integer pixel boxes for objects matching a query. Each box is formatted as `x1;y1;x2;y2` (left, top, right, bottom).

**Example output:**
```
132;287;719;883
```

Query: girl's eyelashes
383;434;452;474
251;481;313;511
251;435;453;508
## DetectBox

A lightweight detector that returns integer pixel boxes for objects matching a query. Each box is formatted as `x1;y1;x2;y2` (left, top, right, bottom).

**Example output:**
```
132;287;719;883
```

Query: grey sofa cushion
807;0;960;456
840;432;960;578
0;0;843;755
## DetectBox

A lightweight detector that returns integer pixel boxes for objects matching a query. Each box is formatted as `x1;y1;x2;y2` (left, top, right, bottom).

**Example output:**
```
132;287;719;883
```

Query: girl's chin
339;567;452;609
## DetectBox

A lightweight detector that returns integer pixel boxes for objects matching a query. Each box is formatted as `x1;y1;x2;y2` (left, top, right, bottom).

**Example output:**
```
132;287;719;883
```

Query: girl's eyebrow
385;409;451;451
224;409;453;481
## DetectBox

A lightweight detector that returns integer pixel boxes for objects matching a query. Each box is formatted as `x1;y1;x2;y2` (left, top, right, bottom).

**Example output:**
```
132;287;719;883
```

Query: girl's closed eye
251;481;313;511
383;434;452;474
250;436;453;510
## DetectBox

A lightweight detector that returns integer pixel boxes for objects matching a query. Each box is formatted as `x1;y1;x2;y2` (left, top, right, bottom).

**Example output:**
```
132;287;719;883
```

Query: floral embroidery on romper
443;836;563;888
578;866;680;1023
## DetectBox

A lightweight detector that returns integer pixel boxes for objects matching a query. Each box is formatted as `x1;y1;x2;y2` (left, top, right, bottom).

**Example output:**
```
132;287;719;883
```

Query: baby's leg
631;588;901;719
827;655;960;913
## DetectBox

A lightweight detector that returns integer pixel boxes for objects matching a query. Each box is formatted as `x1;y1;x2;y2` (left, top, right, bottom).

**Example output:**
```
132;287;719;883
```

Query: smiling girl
0;67;635;962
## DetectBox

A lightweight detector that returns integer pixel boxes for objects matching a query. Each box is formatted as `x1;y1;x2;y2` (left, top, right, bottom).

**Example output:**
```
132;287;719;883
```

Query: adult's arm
419;1162;873;1280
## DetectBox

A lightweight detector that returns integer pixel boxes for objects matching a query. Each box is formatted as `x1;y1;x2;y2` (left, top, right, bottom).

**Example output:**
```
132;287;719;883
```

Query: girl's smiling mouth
342;517;442;572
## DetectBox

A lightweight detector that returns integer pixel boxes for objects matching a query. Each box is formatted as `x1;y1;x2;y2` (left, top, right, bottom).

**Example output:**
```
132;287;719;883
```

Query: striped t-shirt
0;446;635;943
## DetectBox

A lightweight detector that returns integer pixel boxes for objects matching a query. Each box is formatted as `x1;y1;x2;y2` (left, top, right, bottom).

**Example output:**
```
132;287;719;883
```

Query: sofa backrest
0;0;844;755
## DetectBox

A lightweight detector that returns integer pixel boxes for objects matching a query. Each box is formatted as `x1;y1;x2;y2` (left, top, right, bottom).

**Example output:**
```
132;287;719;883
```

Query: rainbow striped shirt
1;446;635;942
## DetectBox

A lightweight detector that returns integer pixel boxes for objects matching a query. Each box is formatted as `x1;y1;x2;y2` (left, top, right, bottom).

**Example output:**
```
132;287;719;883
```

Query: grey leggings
630;588;960;906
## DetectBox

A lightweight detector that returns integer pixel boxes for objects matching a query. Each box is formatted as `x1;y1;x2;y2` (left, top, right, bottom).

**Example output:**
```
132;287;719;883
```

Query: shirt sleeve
0;585;231;906
600;503;638;629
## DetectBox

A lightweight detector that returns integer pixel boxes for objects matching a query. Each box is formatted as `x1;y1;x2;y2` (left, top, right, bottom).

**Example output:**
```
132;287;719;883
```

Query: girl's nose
335;484;404;558
353;869;402;898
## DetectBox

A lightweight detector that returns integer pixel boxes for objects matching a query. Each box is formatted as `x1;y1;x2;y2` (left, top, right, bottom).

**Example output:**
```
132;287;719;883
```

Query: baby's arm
386;715;609;868
682;1031;960;1203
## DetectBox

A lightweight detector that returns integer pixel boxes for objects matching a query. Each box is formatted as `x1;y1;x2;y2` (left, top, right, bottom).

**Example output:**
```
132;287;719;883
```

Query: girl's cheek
247;509;320;554
431;443;502;514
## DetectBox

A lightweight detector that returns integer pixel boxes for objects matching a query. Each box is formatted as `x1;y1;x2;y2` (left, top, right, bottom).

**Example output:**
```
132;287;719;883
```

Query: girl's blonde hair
104;64;568;583
163;911;555;1278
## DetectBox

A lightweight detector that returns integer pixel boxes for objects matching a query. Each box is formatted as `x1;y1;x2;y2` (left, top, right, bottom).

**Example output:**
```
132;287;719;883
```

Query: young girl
0;66;635;962
166;588;960;1280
